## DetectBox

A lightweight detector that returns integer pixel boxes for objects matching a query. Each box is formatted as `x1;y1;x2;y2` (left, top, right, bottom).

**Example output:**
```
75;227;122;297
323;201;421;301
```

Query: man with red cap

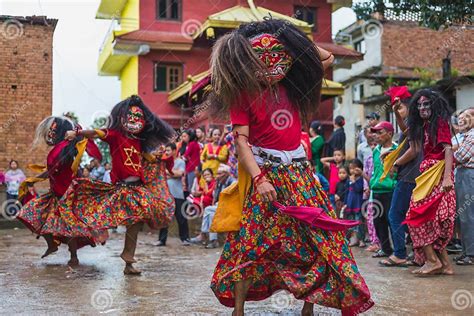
369;121;398;258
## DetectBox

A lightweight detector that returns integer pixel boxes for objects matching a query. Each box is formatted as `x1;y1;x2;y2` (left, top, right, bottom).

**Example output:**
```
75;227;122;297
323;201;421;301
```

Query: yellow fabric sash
27;164;47;173
142;152;156;162
94;129;106;139
412;160;445;202
210;162;251;233
18;177;47;201
71;138;88;175
380;138;407;181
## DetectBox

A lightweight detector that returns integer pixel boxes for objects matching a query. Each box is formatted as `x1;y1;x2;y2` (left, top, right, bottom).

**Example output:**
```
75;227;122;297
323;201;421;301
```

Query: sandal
372;250;389;258
455;256;473;266
379;257;408;267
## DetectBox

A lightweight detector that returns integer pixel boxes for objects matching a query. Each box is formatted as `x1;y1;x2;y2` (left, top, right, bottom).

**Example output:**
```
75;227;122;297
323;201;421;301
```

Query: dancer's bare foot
68;257;79;267
41;246;58;258
120;253;136;264
301;302;314;316
123;264;141;275
437;249;455;275
412;260;442;275
441;267;455;275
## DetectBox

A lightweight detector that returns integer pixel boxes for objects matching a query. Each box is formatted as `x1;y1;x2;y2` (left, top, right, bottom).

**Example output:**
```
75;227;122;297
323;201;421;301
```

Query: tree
90;116;112;164
63;111;79;124
353;0;472;30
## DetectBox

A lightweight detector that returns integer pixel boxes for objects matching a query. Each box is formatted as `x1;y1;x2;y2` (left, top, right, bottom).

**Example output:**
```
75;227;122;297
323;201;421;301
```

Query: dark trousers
388;181;416;259
373;192;394;255
159;198;189;243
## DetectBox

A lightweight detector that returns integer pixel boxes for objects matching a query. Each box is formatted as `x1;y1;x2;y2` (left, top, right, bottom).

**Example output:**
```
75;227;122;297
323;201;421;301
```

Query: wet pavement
0;228;473;315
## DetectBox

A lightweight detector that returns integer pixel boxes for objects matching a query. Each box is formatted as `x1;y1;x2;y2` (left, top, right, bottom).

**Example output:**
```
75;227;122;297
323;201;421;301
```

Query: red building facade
97;0;361;130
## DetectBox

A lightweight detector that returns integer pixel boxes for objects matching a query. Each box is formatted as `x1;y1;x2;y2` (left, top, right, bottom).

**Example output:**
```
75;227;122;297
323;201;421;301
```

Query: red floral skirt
143;159;175;222
211;163;373;315
64;171;174;230
17;192;107;249
406;159;456;265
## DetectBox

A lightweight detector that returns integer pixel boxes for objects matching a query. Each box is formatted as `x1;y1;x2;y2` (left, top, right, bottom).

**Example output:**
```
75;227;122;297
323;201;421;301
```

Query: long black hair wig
407;89;453;146
209;19;324;121
33;116;80;168
108;95;176;151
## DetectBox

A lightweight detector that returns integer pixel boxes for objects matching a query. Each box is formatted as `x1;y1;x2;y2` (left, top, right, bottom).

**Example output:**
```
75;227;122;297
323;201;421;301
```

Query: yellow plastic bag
412;160;445;202
210;162;251;233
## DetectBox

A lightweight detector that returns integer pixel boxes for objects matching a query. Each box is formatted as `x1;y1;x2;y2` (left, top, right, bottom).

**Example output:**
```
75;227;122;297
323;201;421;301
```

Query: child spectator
321;149;346;207
335;166;349;216
345;159;366;248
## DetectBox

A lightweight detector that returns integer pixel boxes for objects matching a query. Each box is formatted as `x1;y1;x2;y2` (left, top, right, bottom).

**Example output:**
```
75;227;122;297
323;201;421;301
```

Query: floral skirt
406;159;456;265
64;178;174;230
211;163;373;315
17;192;107;249
143;159;175;222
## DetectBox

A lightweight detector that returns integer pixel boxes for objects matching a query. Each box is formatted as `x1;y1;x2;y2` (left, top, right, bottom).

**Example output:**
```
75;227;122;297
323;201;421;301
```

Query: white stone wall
456;83;474;111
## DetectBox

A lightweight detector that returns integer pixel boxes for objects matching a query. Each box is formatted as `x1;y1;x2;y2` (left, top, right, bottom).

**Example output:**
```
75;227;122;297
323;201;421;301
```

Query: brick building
0;16;57;175
95;0;361;131
333;12;474;157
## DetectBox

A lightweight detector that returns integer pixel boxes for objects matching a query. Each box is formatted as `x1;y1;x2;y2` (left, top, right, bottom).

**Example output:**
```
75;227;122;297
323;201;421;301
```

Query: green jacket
370;143;398;193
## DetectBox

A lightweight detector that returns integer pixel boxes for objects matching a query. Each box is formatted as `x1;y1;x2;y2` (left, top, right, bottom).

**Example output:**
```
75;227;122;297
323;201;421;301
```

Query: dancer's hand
442;177;453;192
256;179;277;203
389;165;398;177
65;130;77;140
392;97;401;111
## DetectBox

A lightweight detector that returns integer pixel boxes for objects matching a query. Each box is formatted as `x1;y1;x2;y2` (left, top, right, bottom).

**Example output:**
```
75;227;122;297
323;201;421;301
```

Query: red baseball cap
370;121;394;133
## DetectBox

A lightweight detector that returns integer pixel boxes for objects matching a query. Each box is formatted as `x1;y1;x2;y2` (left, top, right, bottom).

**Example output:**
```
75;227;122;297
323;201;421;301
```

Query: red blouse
423;118;452;161
101;129;144;183
183;140;201;173
230;84;302;151
47;140;74;197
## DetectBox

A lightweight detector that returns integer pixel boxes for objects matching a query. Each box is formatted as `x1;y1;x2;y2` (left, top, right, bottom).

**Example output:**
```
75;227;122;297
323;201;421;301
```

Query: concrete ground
0;228;473;315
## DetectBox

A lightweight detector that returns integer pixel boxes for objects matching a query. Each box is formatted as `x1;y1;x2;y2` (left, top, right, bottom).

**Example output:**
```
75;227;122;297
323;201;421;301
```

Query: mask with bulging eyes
417;95;432;120
123;106;145;134
250;33;292;84
46;120;58;145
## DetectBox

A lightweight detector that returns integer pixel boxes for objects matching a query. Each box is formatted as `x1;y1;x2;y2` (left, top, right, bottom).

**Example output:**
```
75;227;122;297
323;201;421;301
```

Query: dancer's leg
233;279;251;316
41;234;58;258
301;302;314;316
438;249;454;275
121;222;144;274
68;238;79;266
412;244;442;274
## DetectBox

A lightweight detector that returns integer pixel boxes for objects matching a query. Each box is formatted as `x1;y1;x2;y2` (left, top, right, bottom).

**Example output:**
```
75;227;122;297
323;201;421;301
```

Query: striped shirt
454;128;474;169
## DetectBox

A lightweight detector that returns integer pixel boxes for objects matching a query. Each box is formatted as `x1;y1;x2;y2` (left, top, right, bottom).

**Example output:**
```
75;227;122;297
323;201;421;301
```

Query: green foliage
90;117;111;164
406;67;437;89
63;111;79;124
353;0;472;30
383;75;399;90
451;67;460;77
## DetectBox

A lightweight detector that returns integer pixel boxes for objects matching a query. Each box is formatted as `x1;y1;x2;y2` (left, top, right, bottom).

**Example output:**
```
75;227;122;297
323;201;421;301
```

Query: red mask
46;120;57;145
124;106;145;134
250;33;292;83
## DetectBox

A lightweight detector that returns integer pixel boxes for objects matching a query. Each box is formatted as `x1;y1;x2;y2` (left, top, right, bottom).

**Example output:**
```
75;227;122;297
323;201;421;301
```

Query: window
157;0;181;20
354;39;366;54
294;6;317;31
154;63;183;92
352;83;364;102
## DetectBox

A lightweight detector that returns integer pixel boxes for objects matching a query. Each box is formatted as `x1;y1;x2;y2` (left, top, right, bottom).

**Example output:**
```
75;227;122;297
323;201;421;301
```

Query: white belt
252;144;307;166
